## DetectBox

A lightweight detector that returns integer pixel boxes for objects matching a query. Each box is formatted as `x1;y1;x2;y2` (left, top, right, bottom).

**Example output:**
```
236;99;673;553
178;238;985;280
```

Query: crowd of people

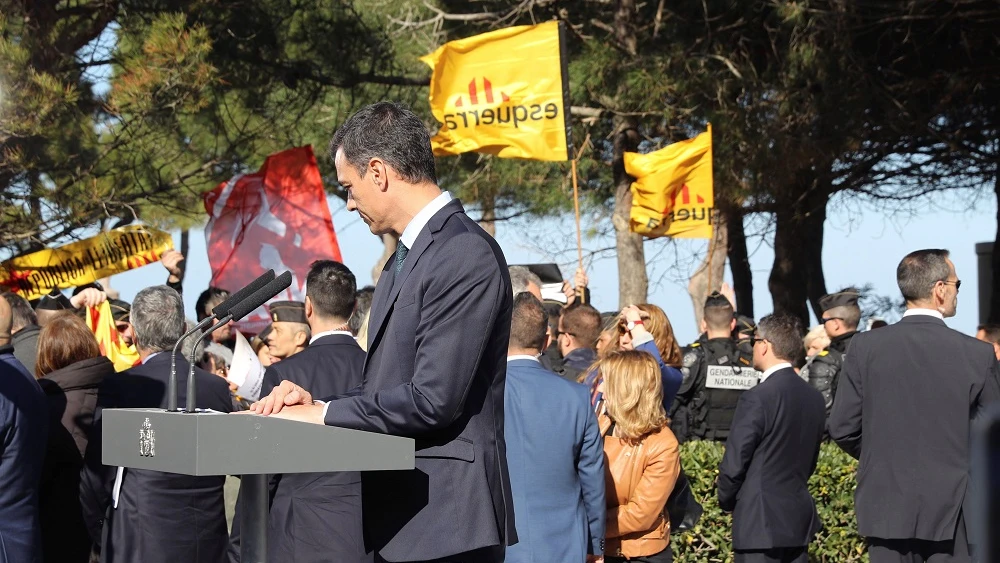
1;101;997;563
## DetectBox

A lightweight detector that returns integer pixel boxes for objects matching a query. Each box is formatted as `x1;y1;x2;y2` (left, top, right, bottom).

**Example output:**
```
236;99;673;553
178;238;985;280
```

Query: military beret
819;288;860;312
269;301;306;323
704;291;732;309
109;299;132;323
35;286;73;311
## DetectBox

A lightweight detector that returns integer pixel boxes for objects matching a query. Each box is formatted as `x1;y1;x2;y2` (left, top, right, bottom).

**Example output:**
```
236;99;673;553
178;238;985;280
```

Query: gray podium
102;408;415;563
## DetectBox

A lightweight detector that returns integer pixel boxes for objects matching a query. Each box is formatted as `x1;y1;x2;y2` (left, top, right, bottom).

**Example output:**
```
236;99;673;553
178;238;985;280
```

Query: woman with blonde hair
597;350;681;563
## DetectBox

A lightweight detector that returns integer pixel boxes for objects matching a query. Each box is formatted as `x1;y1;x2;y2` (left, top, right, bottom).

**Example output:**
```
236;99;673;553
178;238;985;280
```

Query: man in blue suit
250;101;515;563
505;292;605;563
0;292;48;563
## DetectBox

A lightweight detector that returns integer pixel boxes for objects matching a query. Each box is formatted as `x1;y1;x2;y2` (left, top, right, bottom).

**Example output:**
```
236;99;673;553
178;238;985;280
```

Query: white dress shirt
400;191;454;249
310;329;353;344
902;308;944;320
506;355;540;363
759;362;793;383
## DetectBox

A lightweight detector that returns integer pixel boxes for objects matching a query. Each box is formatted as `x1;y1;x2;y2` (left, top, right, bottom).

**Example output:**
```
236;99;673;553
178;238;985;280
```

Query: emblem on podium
139;417;156;457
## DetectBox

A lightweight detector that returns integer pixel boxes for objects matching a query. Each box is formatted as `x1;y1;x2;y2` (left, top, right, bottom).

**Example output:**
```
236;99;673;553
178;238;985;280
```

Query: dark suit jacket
0;348;48;563
322;198;515;562
828;314;1000;542
260;334;367;563
718;367;825;550
81;353;234;563
504;358;605;563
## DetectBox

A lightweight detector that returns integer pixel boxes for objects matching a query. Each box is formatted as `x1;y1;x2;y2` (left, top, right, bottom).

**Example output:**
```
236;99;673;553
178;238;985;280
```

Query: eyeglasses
821;317;842;324
940;279;962;290
750;336;768;346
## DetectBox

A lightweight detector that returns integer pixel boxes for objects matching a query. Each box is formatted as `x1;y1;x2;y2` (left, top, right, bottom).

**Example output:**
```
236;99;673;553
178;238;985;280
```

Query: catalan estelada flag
624;125;714;239
420;21;572;161
86;301;140;372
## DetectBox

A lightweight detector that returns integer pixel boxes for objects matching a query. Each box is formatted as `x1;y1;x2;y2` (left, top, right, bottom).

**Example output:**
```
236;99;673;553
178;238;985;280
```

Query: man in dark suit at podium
258;260;367;562
250;102;515;563
718;313;826;563
829;249;1000;563
81;286;234;563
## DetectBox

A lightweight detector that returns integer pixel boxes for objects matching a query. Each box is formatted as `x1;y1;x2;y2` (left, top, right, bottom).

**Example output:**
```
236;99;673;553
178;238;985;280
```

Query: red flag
203;146;341;333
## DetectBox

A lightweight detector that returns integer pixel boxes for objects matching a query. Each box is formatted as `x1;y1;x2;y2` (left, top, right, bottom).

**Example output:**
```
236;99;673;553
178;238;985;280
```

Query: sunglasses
821;317;842;324
750;336;767;346
940;279;962;290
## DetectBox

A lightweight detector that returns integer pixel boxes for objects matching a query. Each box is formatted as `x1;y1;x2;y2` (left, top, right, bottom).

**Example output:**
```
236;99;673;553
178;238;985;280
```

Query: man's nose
346;199;357;212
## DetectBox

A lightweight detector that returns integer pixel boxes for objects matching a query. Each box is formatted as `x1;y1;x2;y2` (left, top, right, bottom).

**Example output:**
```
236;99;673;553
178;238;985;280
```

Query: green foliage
673;440;868;563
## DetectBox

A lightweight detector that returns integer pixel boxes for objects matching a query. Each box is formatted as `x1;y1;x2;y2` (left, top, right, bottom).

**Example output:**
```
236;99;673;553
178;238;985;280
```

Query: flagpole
571;133;591;272
572;159;583;270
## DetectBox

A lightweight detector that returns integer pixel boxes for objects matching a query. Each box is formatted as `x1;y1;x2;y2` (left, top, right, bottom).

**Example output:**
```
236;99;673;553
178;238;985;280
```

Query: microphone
185;271;293;413
168;270;276;412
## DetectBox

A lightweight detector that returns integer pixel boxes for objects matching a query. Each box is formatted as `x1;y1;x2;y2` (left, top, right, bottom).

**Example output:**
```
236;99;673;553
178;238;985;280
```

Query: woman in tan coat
596;350;681;563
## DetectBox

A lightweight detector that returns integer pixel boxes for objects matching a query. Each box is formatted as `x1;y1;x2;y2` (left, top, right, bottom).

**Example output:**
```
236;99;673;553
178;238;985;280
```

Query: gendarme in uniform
800;289;861;417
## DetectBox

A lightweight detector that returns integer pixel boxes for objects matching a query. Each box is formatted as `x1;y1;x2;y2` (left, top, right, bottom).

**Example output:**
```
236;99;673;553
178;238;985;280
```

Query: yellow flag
625;126;713;239
86;301;140;372
0;225;173;300
420;21;571;161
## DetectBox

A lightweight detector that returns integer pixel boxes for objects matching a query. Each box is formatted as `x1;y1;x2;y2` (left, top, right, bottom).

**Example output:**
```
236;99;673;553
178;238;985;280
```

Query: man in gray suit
250;102;515;563
829;249;1000;563
504;293;604;563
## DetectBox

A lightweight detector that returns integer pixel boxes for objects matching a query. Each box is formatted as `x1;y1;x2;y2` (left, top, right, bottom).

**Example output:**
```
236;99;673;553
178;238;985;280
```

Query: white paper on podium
227;331;265;401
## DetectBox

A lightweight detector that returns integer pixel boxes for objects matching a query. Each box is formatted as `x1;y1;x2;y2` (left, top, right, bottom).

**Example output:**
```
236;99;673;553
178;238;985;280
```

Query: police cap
109;299;132;323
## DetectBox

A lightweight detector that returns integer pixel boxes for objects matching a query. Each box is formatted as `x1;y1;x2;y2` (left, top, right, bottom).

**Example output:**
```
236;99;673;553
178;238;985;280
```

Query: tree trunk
371;233;399;286
611;0;645;308
768;188;829;327
724;204;753;316
990;162;1000;323
612;115;647;307
687;212;728;329
479;194;496;237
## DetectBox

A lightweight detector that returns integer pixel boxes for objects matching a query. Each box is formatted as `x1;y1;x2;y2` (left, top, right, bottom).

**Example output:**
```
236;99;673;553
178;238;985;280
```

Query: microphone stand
169;317;216;412
186;314;234;413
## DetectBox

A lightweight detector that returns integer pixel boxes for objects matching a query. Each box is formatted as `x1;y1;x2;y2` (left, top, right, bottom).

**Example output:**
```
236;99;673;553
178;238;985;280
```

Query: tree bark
724;204;753;316
478;194;496;237
371;233;399;286
989;161;1000;323
768;187;829;327
612;114;647;307
687;212;728;329
611;0;646;308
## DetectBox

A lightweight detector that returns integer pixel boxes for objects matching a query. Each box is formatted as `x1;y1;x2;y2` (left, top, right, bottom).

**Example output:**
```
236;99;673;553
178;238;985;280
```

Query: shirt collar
902;308;944;320
141;351;164;365
506;354;540;363
760;362;793;383
400;191;453;249
310;330;354;344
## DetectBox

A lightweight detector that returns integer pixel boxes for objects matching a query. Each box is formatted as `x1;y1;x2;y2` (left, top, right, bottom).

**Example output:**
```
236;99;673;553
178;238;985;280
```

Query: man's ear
699;318;708;334
729;318;737;332
304;296;314;319
544;332;552;352
369;158;389;191
294;329;309;347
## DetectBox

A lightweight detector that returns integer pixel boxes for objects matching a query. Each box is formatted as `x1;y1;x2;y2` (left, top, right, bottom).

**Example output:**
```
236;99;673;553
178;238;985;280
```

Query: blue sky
108;188;995;344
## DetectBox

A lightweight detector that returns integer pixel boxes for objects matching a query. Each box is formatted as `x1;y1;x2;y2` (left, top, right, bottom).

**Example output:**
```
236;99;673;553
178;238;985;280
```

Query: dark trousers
373;545;503;563
606;545;673;563
734;546;808;563
868;512;972;563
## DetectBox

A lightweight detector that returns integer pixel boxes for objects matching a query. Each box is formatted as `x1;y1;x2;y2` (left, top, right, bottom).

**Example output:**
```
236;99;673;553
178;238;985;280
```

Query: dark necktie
394;241;409;276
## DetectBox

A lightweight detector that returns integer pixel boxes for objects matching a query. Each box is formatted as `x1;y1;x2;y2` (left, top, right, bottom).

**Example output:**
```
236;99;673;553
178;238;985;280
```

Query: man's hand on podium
248;380;314;415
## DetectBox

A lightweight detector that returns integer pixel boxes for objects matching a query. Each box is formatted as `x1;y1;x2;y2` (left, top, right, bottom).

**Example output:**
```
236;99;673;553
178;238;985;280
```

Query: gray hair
180;318;205;360
897;249;951;302
826;304;861;330
131;285;185;353
1;292;37;331
757;313;805;366
509;266;543;297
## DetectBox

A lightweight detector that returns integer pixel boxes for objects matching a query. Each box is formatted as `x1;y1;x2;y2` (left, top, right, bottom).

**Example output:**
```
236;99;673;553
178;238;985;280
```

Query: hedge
671;441;869;563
